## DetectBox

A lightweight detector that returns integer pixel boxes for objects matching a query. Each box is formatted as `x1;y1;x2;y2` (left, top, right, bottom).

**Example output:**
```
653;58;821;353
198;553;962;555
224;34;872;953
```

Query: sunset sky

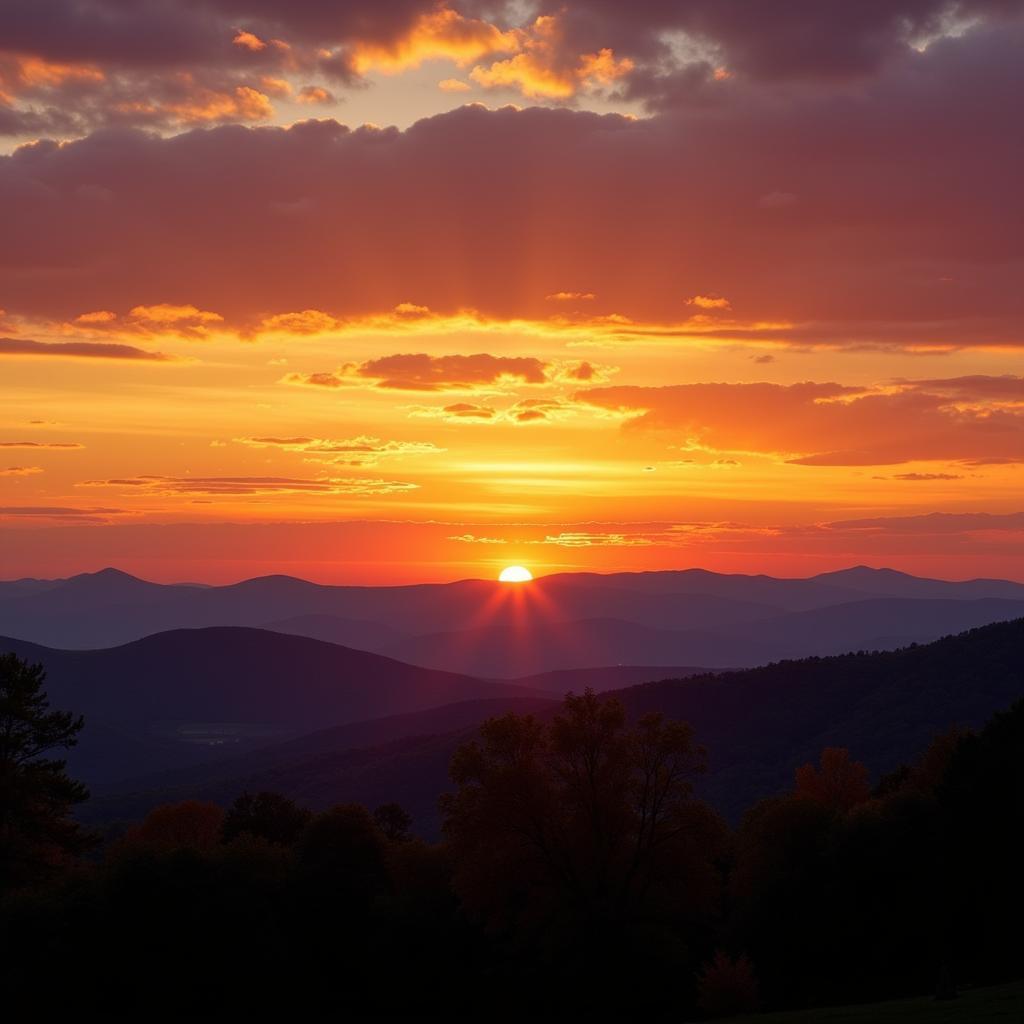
2;0;1023;583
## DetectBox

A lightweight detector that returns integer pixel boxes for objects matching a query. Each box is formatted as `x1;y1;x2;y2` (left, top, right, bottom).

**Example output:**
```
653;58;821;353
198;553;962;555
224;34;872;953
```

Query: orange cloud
163;85;273;124
470;16;633;99
0;466;43;476
297;85;335;104
0;338;172;361
438;78;471;92
578;377;1024;466
411;402;498;422
349;8;520;74
234;435;444;465
259;309;340;334
129;304;223;324
282;351;612;394
233;31;267;53
285;352;551;392
0;441;84;449
79;475;418;496
687;295;731;310
75;310;117;324
0;506;129;522
9;55;105;89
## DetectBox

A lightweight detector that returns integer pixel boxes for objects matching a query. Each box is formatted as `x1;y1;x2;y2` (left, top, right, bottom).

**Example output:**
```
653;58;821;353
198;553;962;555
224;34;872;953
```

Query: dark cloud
0;17;1021;349
285;352;551;391
0;337;171;360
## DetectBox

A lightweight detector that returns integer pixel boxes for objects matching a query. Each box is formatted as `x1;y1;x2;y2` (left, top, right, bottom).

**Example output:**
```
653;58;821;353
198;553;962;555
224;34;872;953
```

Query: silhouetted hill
384;617;781;676
498;664;713;694
737;596;1024;656
0;628;537;782
813;564;1024;600
6;565;1024;655
83;618;1024;833
260;614;408;652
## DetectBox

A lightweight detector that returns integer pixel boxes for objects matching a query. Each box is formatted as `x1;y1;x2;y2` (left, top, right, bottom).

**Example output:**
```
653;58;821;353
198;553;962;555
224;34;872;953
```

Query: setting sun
498;565;533;583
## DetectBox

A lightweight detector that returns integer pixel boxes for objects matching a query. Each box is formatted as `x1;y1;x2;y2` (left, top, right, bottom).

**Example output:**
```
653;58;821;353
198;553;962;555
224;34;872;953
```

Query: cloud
894;375;1024;401
822;511;1024;535
438;78;471;92
0;440;84;449
297;85;335;104
891;472;964;481
578;376;1024;466
411;402;498;422
284;352;553;392
546;291;596;302
0;505;129;522
469;15;633;100
0;465;43;475
234;435;444;465
0;337;172;360
2;1;1021;141
79;474;418;496
536;531;654;547
686;294;731;310
1;11;1023;354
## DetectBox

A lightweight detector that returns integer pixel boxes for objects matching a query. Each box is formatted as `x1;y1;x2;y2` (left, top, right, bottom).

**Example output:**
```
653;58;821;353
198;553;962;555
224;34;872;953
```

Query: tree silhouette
373;801;413;842
440;688;726;966
794;747;871;812
120;799;224;852
0;652;91;888
223;791;311;846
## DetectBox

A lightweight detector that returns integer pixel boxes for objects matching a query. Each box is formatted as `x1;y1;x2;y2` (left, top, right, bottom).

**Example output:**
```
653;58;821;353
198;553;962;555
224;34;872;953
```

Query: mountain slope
83;617;1024;832
0;628;538;781
383;616;784;676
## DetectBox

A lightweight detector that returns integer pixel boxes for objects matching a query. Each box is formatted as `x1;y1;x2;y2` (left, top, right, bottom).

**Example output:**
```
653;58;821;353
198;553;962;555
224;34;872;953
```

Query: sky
2;0;1024;584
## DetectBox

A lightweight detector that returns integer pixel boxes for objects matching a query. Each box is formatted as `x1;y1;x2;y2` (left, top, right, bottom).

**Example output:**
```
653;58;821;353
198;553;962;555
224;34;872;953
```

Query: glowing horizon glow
499;565;533;583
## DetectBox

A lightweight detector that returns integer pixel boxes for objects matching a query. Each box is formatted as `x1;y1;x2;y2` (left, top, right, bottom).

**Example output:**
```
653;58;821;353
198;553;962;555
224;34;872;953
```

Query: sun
498;565;533;583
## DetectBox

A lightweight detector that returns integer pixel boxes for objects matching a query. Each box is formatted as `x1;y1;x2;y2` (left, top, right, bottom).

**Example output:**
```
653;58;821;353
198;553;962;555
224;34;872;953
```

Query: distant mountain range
78;617;1024;834
4;565;1024;675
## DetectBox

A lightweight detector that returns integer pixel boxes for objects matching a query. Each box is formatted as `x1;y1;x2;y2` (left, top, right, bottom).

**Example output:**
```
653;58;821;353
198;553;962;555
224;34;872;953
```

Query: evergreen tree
0;652;91;889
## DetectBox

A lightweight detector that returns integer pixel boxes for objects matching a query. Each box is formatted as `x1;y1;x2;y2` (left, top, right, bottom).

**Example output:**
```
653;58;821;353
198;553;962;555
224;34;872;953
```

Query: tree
794;747;871;812
373;802;413;842
119;800;224;852
440;689;727;967
0;652;91;889
223;791;311;846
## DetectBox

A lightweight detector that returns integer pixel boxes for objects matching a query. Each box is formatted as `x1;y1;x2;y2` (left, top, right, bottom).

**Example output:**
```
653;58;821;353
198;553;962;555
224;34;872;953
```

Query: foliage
794;747;871;812
440;688;727;977
223;790;312;846
118;799;224;852
0;652;92;889
373;801;413;842
1;684;1022;1015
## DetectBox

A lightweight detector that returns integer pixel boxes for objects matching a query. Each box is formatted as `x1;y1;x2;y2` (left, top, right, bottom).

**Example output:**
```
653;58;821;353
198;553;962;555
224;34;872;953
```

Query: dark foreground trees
1;684;1021;1016
0;653;92;889
440;689;729;997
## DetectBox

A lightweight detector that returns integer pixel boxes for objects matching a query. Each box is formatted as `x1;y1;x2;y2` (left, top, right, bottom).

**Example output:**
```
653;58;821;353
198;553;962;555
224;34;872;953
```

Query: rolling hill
80;617;1024;833
0;628;537;781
